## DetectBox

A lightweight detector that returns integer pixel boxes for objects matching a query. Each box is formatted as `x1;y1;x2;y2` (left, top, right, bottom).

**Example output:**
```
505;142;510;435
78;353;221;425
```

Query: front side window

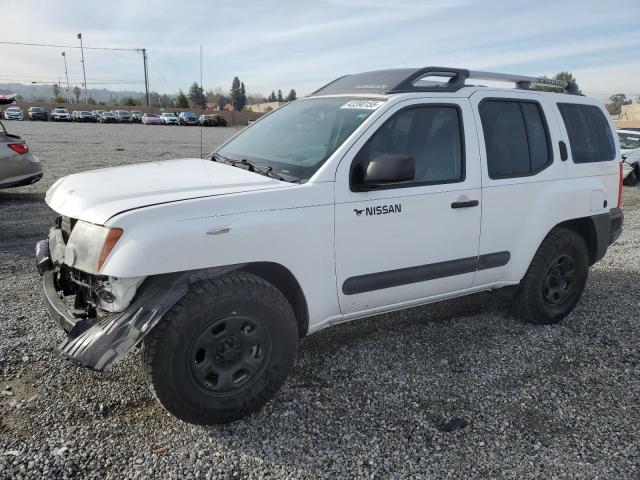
480;99;552;179
218;97;383;181
557;103;615;163
351;105;464;188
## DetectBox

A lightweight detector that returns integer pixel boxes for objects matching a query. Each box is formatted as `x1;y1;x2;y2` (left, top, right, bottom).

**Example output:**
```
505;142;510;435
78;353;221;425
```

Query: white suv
36;67;623;425
51;107;71;122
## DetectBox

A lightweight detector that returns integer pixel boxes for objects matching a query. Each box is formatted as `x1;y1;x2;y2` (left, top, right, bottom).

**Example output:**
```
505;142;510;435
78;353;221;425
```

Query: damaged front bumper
36;229;186;371
36;228;241;371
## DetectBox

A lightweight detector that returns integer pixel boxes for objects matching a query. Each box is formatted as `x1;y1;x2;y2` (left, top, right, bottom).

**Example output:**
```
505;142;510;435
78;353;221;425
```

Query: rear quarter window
557;103;616;163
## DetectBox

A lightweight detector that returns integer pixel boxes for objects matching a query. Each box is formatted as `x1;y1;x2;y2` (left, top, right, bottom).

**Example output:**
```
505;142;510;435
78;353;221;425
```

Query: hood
46;158;291;225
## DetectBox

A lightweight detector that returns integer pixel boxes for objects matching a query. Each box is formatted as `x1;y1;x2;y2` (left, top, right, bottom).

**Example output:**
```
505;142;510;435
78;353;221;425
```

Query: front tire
143;272;298;425
515;228;589;325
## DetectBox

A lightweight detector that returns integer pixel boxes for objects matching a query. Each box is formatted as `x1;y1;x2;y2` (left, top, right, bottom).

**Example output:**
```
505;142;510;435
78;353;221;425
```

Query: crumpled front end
36;218;242;370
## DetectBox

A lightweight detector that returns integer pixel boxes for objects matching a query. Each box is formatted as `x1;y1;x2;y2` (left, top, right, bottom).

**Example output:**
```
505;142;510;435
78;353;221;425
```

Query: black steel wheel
143;272;298;425
516;228;589;325
187;315;271;396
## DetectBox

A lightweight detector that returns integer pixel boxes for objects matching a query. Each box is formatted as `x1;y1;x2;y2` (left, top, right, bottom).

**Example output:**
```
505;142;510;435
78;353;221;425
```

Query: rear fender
57;264;244;371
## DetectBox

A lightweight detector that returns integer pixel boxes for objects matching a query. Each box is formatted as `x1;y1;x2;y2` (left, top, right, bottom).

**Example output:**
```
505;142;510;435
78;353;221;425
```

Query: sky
1;0;639;102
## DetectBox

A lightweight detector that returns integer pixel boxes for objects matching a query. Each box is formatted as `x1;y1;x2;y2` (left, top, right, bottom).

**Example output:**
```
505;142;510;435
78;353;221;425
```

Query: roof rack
310;67;581;96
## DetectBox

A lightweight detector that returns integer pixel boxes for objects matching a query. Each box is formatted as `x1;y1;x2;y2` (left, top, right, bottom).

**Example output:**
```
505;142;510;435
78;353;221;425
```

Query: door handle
559;141;568;161
451;200;479;209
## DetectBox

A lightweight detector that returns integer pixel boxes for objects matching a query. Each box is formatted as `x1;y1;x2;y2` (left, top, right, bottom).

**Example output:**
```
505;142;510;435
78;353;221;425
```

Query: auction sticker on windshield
340;100;385;110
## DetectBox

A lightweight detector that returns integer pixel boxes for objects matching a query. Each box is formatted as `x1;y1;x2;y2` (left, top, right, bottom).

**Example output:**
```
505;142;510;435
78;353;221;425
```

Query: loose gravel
1;121;639;479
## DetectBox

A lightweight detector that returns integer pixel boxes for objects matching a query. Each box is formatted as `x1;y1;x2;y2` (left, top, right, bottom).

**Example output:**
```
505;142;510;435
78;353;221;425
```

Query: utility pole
77;33;88;104
142;48;150;107
61;52;71;103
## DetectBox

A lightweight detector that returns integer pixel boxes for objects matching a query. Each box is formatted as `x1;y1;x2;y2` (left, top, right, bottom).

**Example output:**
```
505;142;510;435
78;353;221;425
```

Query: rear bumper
609;207;623;245
0;153;43;189
591;208;623;264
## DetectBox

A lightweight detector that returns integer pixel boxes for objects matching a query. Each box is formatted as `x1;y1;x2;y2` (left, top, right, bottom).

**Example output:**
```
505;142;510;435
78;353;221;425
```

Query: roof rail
309;67;581;97
467;70;581;94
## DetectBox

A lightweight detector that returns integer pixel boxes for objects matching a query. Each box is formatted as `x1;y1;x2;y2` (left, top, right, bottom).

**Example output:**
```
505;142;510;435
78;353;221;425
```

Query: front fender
57;265;243;371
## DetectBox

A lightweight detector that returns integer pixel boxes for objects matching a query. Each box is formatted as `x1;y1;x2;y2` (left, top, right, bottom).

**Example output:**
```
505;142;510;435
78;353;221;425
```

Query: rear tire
515;228;589;325
143;272;298;425
623;167;638;186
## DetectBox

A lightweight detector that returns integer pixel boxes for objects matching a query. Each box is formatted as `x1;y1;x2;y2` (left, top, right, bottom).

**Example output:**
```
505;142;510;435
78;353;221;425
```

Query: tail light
618;161;623;208
8;143;29;154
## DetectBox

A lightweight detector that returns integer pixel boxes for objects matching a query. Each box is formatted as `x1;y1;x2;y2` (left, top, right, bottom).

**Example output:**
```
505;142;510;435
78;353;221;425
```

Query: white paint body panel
44;87;621;334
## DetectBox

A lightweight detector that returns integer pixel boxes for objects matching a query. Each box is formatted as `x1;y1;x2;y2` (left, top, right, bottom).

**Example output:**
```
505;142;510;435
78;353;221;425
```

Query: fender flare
57;264;245;371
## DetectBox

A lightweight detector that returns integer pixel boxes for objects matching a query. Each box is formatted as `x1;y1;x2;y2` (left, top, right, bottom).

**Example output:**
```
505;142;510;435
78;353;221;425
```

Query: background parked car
99;111;117;123
141;113;161;125
0;95;42;188
131;111;143;123
51;107;71;122
160;112;179;125
28;106;48;121
620;129;640;186
114;110;133;123
178;111;199;126
3;106;23;121
73;111;96;123
198;113;227;126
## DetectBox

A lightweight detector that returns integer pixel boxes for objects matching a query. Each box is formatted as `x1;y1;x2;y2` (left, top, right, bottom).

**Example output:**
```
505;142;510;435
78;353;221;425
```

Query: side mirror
361;154;415;189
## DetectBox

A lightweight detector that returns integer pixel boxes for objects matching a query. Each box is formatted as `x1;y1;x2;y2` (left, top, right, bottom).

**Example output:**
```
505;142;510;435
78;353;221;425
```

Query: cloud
0;0;638;97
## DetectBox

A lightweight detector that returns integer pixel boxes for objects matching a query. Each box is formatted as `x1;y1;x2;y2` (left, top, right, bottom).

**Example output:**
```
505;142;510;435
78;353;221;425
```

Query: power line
0;40;142;52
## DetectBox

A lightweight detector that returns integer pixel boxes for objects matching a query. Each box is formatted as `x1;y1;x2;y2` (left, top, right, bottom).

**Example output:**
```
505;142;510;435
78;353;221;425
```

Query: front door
334;99;482;314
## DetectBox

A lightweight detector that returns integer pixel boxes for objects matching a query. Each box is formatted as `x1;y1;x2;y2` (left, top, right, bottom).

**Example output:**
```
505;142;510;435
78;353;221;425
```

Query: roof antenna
200;44;204;159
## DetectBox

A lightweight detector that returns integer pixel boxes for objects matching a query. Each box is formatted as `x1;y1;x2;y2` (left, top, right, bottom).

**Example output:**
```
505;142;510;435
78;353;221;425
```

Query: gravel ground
1;121;639;479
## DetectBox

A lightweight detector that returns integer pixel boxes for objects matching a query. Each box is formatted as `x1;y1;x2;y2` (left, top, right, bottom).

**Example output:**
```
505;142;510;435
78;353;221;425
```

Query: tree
277;89;284;102
286;89;297;101
87;97;97;105
268;90;276;102
236;82;246;111
606;94;632;116
206;87;227;110
188;82;206;109
73;86;81;103
52;84;61;100
122;97;137;106
532;72;577;92
175;89;189;108
230;76;247;111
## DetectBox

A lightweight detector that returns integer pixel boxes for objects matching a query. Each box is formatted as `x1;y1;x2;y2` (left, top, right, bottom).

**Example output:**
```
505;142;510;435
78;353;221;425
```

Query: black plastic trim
342;251;510;295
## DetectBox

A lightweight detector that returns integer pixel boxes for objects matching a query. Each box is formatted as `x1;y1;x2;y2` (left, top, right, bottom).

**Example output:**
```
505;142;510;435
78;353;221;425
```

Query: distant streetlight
77;33;88;104
61;52;71;103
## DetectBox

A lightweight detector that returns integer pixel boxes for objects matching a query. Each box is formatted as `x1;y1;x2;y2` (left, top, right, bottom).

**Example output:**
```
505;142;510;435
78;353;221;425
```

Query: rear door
334;98;482;314
470;90;568;286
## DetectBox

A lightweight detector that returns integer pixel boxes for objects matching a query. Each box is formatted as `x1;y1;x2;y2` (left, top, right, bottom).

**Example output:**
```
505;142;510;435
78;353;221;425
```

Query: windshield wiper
212;153;304;183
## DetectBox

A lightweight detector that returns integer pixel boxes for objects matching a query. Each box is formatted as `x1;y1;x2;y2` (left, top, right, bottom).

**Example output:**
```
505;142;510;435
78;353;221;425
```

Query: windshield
54;108;68;113
217;97;384;179
31;107;44;112
182;112;197;118
164;113;176;117
619;132;640;150
6;107;20;112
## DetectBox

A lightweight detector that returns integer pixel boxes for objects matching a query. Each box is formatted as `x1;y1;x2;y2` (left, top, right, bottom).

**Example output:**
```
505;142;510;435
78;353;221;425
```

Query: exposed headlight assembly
64;221;123;274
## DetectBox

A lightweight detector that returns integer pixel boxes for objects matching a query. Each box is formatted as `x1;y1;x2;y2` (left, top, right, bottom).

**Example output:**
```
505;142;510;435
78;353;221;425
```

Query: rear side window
557;103;615;163
480;99;552;179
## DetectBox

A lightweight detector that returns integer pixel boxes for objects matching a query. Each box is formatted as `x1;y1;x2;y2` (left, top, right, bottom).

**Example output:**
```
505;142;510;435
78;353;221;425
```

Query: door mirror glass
363;154;415;187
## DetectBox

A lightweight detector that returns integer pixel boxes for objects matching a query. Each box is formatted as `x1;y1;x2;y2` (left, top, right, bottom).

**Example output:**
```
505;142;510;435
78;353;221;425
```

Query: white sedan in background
619;129;640;186
3;106;23;120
